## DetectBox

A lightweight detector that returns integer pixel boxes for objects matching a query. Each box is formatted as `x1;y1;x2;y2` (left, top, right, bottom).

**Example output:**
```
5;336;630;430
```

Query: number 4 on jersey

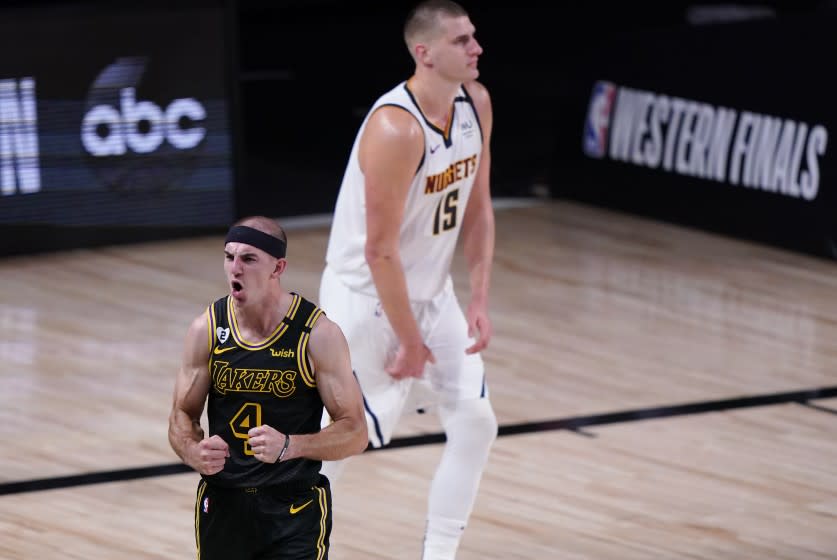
229;402;262;455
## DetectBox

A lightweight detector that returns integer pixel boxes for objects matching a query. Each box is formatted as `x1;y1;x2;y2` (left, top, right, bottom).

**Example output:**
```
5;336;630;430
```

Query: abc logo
82;87;206;156
81;56;209;192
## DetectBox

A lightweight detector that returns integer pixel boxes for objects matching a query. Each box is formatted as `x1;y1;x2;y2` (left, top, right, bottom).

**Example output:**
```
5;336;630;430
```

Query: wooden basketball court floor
0;198;835;559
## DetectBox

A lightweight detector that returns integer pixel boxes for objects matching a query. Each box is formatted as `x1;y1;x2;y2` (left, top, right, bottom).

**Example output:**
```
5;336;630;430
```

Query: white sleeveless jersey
325;81;484;301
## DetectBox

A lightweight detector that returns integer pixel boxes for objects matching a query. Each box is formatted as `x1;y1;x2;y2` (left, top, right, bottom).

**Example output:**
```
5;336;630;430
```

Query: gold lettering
232;369;251;391
424;154;479;195
425;175;437;194
212;363;297;397
212;361;232;395
270;370;298;398
252;370;269;391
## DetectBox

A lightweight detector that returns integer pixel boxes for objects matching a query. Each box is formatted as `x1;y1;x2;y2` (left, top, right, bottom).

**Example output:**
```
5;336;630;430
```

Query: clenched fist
248;425;287;464
191;434;229;475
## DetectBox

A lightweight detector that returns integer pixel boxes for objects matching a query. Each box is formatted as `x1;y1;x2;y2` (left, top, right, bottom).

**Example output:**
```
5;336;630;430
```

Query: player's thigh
424;293;487;401
196;481;254;560
262;480;332;560
319;267;408;447
319;267;396;386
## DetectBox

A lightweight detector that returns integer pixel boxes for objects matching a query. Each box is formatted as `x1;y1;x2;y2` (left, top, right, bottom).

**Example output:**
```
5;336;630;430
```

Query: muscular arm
360;106;434;376
280;316;368;461
461;81;495;353
168;312;229;474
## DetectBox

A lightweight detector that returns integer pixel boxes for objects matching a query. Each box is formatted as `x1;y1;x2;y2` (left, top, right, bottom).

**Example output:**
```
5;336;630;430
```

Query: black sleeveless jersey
205;293;325;488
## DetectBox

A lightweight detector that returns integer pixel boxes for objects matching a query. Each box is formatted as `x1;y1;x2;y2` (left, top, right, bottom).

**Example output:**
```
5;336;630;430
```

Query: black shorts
195;475;332;560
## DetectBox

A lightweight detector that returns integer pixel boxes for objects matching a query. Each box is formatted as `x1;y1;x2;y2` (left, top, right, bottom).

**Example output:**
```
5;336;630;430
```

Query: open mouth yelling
231;280;243;297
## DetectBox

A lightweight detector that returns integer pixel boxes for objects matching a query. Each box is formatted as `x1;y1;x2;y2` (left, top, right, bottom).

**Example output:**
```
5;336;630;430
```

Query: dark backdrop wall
550;0;837;260
233;0;565;218
0;0;235;255
235;0;837;261
1;0;835;260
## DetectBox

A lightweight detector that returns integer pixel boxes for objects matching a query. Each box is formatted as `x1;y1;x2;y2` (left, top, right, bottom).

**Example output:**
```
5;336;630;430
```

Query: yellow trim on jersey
315;485;328;559
195;479;208;559
443;107;453;142
206;305;216;355
296;307;324;388
305;307;324;330
286;292;302;320
227;294;299;350
296;332;315;387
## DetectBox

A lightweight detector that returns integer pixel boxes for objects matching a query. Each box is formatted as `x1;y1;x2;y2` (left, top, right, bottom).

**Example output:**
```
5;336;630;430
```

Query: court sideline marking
1;386;834;496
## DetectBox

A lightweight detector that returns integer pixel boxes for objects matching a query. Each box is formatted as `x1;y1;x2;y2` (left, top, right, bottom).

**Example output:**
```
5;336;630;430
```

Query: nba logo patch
583;81;616;158
203;496;210;513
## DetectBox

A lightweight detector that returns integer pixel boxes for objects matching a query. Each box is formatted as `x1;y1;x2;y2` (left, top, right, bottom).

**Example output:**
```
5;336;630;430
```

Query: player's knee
442;398;498;449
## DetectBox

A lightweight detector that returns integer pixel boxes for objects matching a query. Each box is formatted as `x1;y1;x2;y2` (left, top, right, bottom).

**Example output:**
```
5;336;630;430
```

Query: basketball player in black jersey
168;215;368;560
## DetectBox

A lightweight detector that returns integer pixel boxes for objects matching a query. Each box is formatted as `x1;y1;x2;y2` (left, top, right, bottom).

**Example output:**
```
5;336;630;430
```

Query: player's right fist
192;434;230;475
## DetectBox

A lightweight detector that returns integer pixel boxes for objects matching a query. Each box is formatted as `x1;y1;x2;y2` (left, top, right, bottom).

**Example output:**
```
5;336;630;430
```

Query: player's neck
232;289;288;341
407;73;460;127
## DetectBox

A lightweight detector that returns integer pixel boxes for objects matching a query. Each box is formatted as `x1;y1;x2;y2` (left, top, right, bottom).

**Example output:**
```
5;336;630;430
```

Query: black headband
224;225;286;258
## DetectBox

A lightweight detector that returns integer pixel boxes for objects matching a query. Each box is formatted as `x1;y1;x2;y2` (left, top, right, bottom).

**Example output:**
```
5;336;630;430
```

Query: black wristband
278;434;290;462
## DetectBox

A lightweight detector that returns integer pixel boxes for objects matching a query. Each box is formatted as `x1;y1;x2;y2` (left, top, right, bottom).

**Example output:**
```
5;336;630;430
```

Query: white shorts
319;265;488;448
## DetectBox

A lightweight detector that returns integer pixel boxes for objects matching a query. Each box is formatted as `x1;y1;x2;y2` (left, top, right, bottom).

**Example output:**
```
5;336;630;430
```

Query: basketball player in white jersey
318;1;498;558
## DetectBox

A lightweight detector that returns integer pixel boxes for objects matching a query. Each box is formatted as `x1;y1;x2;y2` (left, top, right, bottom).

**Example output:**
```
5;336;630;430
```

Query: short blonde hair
403;0;469;52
